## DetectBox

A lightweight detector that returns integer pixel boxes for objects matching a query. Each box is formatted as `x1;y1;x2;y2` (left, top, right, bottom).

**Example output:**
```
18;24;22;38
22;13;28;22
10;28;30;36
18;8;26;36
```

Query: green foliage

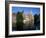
16;11;24;30
34;14;40;30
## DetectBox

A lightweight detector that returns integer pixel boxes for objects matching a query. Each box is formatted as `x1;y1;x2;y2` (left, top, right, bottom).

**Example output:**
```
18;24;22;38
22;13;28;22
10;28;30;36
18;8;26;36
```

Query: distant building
12;13;16;23
23;13;34;29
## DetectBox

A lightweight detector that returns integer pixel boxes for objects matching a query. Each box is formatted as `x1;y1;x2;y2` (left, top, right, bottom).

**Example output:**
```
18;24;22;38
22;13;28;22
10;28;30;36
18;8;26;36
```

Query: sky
12;7;40;15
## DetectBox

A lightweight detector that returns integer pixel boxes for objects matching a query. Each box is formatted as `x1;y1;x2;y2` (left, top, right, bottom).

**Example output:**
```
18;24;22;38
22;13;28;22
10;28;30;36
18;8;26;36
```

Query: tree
16;11;24;31
34;14;40;30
